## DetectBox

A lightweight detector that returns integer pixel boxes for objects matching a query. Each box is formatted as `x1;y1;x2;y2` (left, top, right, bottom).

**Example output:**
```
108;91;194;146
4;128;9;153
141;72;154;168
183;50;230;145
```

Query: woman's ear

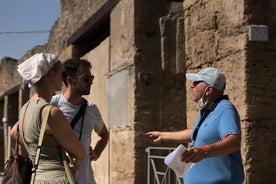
48;71;56;81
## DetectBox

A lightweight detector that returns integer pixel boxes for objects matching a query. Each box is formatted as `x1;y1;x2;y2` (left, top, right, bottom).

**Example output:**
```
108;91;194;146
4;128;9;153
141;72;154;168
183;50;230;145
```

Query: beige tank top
18;98;68;183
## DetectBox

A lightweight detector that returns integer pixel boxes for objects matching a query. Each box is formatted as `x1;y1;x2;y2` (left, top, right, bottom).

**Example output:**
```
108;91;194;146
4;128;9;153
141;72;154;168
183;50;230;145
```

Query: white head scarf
17;53;59;87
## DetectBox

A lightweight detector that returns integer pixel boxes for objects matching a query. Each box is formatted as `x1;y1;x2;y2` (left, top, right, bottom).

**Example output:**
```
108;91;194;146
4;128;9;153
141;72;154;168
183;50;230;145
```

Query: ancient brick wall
184;0;276;183
184;0;247;126
1;0;276;183
242;1;276;183
0;57;20;95
133;1;185;183
46;0;108;57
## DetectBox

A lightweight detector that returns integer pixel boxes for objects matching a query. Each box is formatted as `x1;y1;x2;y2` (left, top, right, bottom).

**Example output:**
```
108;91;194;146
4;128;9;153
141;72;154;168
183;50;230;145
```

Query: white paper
164;144;194;178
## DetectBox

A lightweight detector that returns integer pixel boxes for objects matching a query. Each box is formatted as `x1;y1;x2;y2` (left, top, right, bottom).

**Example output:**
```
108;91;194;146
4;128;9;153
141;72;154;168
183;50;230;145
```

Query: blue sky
0;0;60;60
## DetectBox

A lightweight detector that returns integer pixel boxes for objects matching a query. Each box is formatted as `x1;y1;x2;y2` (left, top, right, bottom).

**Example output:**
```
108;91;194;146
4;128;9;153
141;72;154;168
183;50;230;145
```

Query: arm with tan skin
10;122;29;156
182;134;241;163
145;129;192;144
10;122;20;143
10;107;85;170
45;106;85;160
89;125;109;161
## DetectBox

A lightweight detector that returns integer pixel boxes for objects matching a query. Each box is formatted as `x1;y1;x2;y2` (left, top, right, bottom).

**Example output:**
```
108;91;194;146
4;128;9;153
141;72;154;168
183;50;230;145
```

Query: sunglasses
192;81;203;87
81;75;94;83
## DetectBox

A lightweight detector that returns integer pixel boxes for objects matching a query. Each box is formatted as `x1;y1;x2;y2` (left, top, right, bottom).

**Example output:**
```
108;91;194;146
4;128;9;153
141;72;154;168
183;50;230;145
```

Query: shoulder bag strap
30;105;52;184
11;128;20;184
70;98;87;129
70;107;83;129
12;102;31;184
78;98;87;140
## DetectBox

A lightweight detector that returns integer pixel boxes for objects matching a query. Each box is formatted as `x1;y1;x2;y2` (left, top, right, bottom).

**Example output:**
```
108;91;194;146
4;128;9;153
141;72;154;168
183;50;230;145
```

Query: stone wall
109;1;136;183
184;0;247;126
1;0;276;183
82;38;110;184
133;1;185;183
55;1;185;183
0;57;20;95
242;1;276;183
184;0;276;183
46;0;108;57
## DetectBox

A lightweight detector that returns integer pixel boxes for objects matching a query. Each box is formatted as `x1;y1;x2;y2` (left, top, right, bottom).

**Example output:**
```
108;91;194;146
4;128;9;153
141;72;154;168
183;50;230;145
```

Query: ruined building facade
1;0;275;183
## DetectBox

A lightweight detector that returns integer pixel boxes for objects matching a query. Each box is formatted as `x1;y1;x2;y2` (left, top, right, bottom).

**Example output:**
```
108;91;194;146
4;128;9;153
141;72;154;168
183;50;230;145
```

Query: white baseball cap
185;67;226;91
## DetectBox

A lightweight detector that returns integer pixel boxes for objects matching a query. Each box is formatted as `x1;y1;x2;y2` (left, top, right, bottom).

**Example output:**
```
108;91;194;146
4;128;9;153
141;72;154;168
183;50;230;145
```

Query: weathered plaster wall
82;37;110;184
108;0;136;183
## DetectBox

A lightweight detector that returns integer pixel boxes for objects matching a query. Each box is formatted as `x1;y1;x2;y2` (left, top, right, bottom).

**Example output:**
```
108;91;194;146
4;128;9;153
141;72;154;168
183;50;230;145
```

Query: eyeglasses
192;81;203;87
81;75;94;83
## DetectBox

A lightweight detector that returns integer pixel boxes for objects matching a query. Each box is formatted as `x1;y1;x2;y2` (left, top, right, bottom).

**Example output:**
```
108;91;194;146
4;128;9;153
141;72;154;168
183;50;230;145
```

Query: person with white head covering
10;53;85;183
17;53;60;87
145;67;244;184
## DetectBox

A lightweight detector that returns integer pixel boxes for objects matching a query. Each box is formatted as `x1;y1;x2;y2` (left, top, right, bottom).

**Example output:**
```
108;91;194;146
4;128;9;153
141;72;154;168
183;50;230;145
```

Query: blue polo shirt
184;98;244;184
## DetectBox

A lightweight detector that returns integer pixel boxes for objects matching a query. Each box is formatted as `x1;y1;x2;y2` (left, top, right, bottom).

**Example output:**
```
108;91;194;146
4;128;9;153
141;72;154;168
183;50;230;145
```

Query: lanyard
192;110;211;142
192;95;229;143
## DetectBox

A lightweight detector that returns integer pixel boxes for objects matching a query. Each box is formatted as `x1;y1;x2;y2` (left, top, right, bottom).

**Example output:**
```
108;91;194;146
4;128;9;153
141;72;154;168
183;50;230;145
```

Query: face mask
197;86;209;110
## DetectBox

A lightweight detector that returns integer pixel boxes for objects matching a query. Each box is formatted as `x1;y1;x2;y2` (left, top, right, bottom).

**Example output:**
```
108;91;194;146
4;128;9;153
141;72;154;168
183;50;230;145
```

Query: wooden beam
67;0;120;45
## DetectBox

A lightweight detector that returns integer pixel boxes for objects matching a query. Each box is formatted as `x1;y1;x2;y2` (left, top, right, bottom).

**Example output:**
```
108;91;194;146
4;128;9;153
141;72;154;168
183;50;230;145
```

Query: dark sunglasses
192;81;203;87
81;75;94;83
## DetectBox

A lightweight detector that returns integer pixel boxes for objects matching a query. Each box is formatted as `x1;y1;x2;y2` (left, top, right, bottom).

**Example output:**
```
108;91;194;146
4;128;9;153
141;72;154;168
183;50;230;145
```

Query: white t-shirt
51;94;104;184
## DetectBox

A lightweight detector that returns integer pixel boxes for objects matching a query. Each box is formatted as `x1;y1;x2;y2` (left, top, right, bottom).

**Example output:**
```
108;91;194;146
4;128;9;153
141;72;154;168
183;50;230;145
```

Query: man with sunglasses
145;67;244;184
51;58;109;184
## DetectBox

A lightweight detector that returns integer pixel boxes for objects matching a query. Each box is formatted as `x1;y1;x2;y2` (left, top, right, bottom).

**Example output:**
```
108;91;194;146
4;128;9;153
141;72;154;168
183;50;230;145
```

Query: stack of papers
164;144;194;178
